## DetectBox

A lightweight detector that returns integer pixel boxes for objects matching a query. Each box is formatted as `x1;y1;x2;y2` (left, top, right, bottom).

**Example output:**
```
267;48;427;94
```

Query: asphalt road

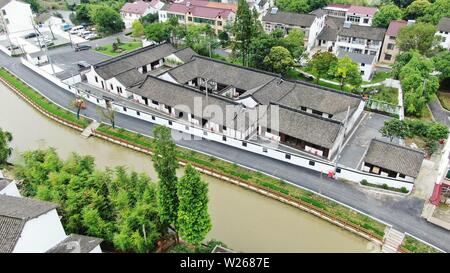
2;46;450;251
429;100;450;126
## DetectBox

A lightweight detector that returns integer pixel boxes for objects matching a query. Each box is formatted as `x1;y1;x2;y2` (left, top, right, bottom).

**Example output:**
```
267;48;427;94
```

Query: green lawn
370;86;398;105
96;124;387;239
0;68;90;128
287;69;353;93
401;235;441;253
95;41;143;57
437;91;450;111
364;71;392;85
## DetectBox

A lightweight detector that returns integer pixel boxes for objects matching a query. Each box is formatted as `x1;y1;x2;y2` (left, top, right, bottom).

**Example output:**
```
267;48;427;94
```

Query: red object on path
429;183;443;206
327;170;335;178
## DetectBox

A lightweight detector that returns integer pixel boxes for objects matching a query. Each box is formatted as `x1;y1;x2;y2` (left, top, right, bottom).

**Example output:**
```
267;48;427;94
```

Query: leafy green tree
71;98;85;120
433;50;450;80
144;22;170;43
282;29;305;59
419;0;450;24
392;50;415;79
391;0;414;8
308;51;338;83
276;0;310;13
0;128;12;167
307;0;329;10
330;56;362;90
25;0;40;13
405;0;431;19
379;119;410;142
177;165;211;246
218;31;230;47
75;4;91;24
397;22;437;55
97;106;116;129
140;13;159;24
372;4;404;28
89;5;124;34
132;20;144;37
152;125;179;238
233;0;258;66
263;46;294;75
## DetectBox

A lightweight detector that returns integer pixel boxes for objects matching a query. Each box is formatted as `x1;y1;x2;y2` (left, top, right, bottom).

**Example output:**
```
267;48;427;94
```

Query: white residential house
322;4;378;26
0;187;103;253
0;0;34;35
262;7;326;52
436;17;450;50
120;0;160;29
337;50;376;81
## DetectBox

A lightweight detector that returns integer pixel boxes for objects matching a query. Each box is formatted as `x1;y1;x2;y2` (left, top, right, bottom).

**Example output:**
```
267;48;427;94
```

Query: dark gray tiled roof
0;178;12;191
0;195;59;253
115;69;146;87
338;24;386;41
172;47;197;63
93;42;177;80
0;0;12;9
317;17;345;41
165;56;277;91
130;76;251;131
262;10;317;27
241;79;362;122
364;139;424;178
337;50;376;64
258;0;267;8
46;234;103;253
262;103;343;149
0;216;24;253
438;17;450;32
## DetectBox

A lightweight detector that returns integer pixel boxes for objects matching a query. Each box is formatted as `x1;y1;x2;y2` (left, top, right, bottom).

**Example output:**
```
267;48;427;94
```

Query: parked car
61;23;72;31
74;44;92;52
69;25;84;35
79;30;91;38
24;32;39;39
7;44;19;50
76;61;91;70
84;33;97;40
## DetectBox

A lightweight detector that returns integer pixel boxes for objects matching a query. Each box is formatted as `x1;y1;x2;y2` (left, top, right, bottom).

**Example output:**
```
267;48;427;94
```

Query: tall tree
263;46;294;75
75;4;91;24
307;0;329;10
330;56;362;90
0;128;12;167
308;51;338;83
144;22;171;43
282;28;305;59
397;22;437;55
152;125;179;239
372;4;404;28
276;0;310;13
419;0;450;24
97;106;116;129
379;119;410;142
25;0;40;13
71;98;85;120
89;5;124;34
131;20;144;37
177;165;211;246
433;50;450;80
233;0;257;66
405;0;431;20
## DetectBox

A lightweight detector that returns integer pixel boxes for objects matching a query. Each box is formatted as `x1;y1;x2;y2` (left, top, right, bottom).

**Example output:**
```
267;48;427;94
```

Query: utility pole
31;16;56;75
48;21;55;40
0;11;13;54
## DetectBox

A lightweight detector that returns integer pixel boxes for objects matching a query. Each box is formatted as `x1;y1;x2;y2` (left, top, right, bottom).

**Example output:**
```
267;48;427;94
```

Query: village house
361;138;424;182
158;0;236;34
0;194;103;253
0;0;34;35
84;43;196;98
120;0;163;29
262;7;326;51
322;4;378;26
337;50;376;81
380;20;408;65
436;17;450;50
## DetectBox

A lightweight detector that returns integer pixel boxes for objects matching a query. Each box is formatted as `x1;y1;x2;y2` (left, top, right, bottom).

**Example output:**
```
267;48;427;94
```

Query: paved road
2;47;450;251
429;100;450;126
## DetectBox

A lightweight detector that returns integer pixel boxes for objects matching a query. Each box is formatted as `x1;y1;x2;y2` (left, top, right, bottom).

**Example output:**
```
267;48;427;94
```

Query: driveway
2;49;450;252
339;112;398;169
429;100;450;126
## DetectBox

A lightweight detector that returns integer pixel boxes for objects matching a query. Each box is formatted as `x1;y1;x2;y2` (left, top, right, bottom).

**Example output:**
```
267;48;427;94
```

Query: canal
0;83;375;252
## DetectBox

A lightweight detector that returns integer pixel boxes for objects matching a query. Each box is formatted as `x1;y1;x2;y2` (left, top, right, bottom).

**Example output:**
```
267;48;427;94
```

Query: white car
79;30;91;38
84;33;98;40
69;25;84;35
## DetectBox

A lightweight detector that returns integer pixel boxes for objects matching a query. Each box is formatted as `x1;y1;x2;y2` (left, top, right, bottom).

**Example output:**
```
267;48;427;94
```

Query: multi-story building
380;20;407;65
337;50;376;81
436;17;450;50
120;0;163;29
0;0;34;35
335;22;386;61
159;1;236;34
262;7;326;51
322;4;378;26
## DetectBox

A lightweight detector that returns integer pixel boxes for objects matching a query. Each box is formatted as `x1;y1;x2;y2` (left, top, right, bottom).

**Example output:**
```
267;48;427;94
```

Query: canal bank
0;78;376;252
